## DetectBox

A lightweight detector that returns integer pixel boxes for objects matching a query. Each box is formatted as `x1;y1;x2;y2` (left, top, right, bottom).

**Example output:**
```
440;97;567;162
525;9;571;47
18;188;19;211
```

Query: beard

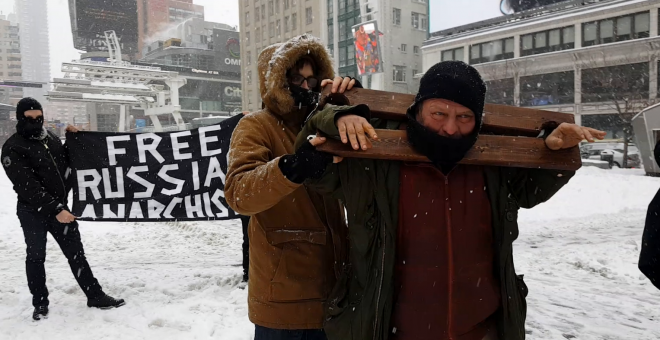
406;111;478;175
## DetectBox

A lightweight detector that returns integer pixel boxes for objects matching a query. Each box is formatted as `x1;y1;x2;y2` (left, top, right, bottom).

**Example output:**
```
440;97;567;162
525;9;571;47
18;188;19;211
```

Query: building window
262;25;266;40
247;70;252;85
521;26;574;56
393;8;401;25
328;22;334;42
306;7;313;25
441;47;464;61
255;6;260;22
276;19;281;36
339;46;347;67
247;51;252;65
285;16;290;32
269;0;274;16
256;27;261;41
413;46;420;54
411;12;427;30
261;4;266;20
285;0;290;10
469;38;514;64
521;71;575;106
582;11;650;47
582;63;649;103
269;22;275;37
275;0;280;14
347;44;355;66
292;13;297;30
485;79;515;105
246;32;251;45
401;44;407;52
245;11;250;26
339;21;347;41
393;66;406;82
327;0;333;15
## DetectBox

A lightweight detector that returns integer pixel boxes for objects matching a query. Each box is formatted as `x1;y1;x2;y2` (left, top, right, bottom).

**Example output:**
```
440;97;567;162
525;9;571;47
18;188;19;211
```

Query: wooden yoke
315;87;582;171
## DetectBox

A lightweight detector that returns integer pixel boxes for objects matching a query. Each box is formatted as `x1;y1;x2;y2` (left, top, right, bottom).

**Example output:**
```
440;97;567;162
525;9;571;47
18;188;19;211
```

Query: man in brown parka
225;34;357;340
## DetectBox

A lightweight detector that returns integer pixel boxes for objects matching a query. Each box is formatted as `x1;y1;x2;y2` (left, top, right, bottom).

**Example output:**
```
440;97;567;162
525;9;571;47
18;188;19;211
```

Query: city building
0;14;23;111
325;0;428;94
14;0;50;104
422;0;659;139
138;0;205;57
238;0;325;112
140;18;242;122
44;101;89;128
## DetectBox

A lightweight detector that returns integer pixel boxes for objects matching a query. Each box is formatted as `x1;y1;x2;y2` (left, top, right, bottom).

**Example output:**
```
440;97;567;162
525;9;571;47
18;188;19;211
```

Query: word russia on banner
67;118;241;222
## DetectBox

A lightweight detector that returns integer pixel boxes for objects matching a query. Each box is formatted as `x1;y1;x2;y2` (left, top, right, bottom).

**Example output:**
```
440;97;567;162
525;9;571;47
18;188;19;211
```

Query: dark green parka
295;105;575;340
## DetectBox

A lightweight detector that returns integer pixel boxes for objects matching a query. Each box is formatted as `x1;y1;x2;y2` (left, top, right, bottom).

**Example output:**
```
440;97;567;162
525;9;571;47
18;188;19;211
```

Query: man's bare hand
336;114;378;151
321;76;356;94
66;125;79;133
56;210;76;224
545;123;607;150
309;135;343;163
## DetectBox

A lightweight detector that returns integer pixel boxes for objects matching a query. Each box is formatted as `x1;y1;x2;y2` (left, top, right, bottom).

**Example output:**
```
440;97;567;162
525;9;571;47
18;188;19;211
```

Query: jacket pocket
269;229;328;302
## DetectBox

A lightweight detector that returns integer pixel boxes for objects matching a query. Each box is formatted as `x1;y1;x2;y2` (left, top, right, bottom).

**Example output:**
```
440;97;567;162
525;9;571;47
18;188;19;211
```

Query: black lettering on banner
67;117;242;222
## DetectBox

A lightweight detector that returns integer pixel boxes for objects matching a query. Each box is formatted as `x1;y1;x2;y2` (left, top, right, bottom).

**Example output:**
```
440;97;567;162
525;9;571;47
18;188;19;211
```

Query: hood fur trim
261;34;335;118
258;43;282;102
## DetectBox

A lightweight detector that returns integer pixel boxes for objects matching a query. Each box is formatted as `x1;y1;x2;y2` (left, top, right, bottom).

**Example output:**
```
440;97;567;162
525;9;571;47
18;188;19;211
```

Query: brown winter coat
225;35;347;330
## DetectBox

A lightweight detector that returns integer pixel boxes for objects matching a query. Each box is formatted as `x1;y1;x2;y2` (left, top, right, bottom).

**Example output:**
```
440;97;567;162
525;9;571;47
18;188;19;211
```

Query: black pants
240;215;250;281
17;206;103;307
255;325;327;340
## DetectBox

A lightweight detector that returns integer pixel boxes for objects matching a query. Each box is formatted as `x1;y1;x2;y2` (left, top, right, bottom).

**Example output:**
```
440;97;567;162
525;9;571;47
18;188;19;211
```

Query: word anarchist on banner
67;118;241;222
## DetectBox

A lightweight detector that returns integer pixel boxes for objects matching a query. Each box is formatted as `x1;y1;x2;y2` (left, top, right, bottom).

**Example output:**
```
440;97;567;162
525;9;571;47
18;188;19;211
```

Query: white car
581;143;641;168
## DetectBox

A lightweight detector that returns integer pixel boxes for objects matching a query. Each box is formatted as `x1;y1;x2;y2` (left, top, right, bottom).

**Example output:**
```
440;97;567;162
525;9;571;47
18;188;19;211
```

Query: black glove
279;141;333;184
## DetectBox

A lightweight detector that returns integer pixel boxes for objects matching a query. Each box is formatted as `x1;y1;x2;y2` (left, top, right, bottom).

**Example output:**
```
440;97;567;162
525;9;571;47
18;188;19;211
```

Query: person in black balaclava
2;98;125;321
296;60;607;340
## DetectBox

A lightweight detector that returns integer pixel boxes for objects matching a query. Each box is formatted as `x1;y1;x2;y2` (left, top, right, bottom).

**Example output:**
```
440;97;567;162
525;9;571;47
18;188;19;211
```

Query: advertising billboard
212;29;241;75
69;0;139;55
352;21;384;76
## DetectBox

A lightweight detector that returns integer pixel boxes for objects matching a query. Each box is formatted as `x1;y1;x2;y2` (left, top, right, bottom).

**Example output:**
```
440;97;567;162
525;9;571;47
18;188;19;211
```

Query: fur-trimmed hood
260;34;335;119
258;43;282;103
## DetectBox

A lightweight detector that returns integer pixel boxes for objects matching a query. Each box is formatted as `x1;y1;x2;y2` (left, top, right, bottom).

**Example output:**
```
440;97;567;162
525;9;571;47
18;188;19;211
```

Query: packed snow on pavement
1;167;660;340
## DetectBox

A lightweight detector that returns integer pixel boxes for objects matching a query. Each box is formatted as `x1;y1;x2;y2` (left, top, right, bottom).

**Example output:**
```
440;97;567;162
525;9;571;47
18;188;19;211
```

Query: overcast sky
0;0;499;79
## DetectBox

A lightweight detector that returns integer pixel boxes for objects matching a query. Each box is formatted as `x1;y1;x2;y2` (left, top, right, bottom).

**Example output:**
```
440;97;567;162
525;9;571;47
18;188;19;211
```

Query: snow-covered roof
633;102;660;121
424;0;653;49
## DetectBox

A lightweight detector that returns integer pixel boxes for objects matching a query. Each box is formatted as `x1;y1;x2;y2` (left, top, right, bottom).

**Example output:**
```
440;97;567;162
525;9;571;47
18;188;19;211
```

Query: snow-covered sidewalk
1;167;660;339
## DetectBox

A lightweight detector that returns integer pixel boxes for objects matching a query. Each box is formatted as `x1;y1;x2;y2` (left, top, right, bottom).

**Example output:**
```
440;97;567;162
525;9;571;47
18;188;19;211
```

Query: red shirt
391;163;500;340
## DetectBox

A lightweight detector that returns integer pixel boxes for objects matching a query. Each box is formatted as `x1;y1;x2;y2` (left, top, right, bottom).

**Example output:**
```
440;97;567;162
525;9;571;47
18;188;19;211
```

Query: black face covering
289;84;321;122
406;110;478;175
17;115;45;140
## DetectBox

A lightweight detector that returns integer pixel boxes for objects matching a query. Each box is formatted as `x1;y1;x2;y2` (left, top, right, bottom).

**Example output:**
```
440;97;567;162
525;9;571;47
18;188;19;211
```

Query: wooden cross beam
315;87;582;171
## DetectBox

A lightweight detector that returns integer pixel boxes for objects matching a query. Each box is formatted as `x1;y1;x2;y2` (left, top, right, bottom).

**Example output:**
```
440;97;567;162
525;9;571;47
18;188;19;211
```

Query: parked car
580;142;641;168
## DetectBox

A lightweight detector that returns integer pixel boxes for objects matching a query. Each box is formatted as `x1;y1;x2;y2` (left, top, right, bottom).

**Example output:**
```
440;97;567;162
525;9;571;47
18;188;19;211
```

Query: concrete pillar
574;64;582;125
118;105;126;132
650;56;658;100
651;8;658;37
513;35;521;59
514;72;521;107
574;23;582;49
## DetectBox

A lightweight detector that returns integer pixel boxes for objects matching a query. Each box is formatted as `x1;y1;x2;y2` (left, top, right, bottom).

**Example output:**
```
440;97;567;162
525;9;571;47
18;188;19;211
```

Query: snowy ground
1;167;660;340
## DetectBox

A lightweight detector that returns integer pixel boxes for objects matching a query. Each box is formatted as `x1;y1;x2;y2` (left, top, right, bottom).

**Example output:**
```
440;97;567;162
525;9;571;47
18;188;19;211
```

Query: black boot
32;305;48;321
87;294;125;309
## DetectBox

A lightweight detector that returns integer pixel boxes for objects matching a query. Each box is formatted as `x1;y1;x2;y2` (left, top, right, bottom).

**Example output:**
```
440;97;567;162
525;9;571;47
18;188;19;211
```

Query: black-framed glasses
289;74;319;88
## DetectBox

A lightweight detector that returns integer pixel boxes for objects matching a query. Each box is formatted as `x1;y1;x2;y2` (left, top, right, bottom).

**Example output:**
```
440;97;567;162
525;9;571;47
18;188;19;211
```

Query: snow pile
1;166;660;339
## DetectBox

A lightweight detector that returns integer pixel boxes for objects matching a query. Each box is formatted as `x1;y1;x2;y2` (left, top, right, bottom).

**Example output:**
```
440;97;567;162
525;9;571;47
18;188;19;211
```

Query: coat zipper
445;175;455;340
373;209;386;340
43;141;67;199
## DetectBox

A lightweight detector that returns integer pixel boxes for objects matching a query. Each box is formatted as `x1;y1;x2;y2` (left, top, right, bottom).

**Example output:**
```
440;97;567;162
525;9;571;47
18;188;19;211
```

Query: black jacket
2;130;71;216
640;140;660;290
